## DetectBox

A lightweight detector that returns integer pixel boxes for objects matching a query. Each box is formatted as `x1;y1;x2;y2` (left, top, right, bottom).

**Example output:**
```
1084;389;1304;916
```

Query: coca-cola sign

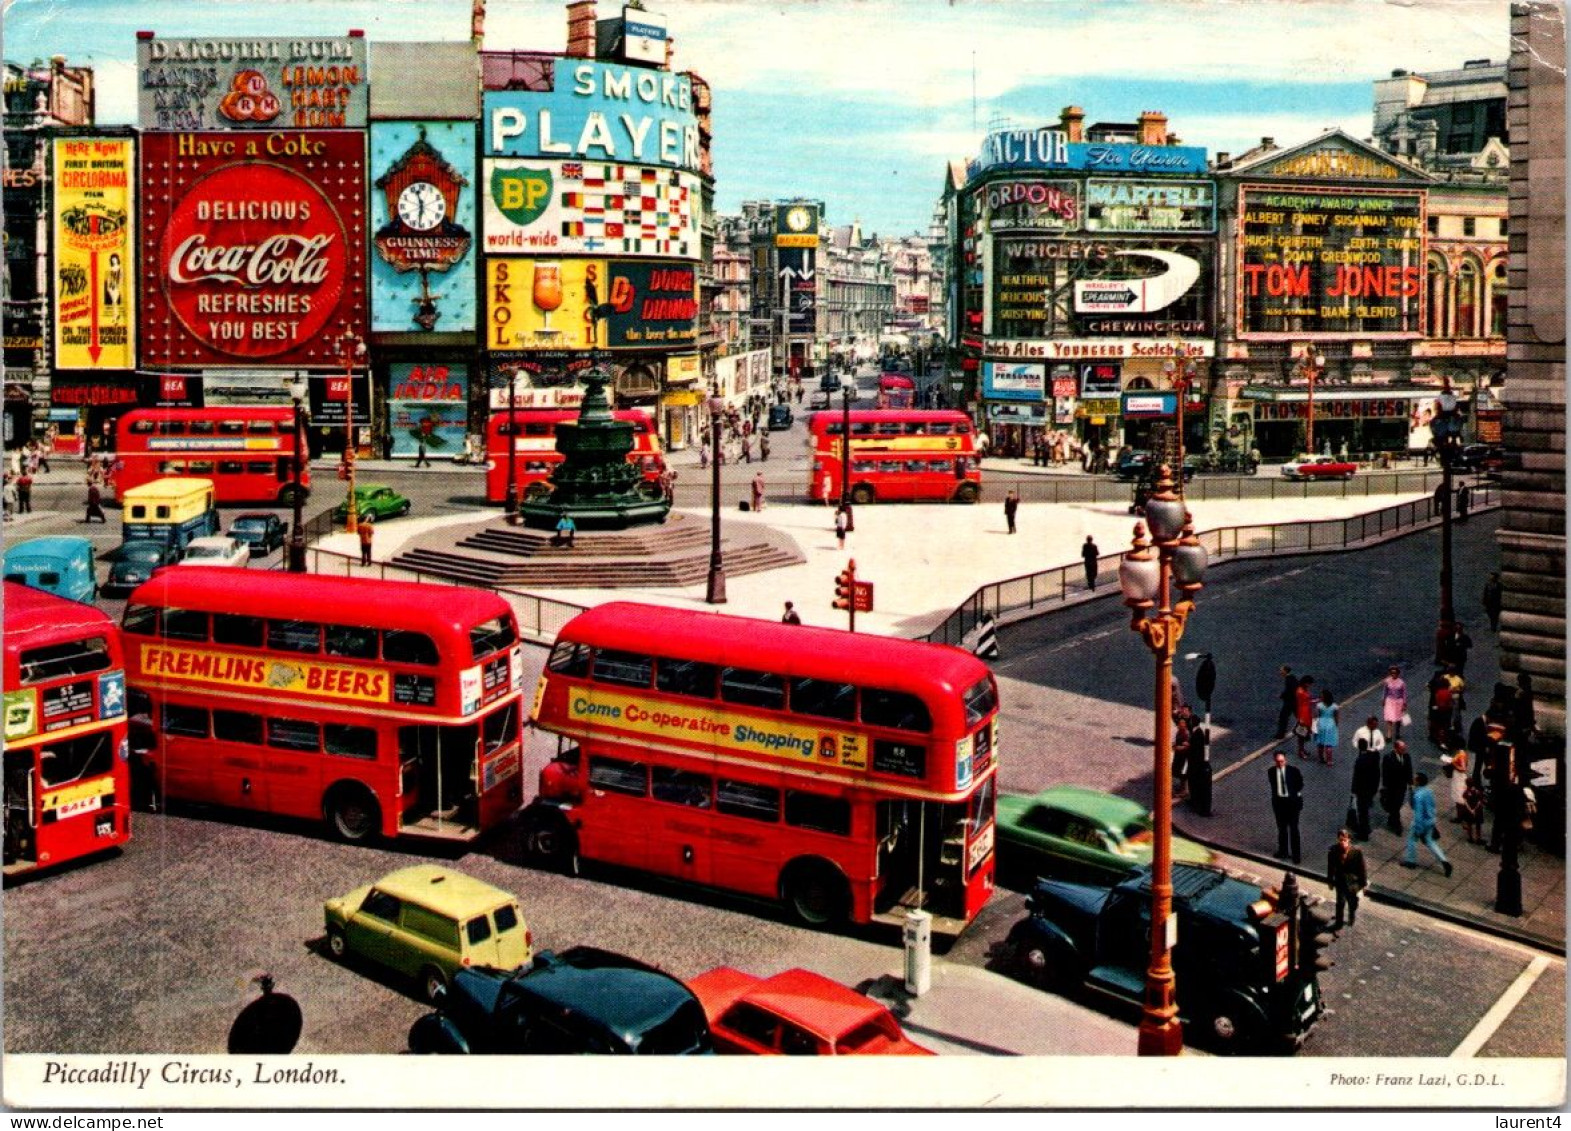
140;131;366;367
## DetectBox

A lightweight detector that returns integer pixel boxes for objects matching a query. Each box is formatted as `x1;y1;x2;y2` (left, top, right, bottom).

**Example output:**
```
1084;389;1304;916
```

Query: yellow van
119;478;219;556
324;865;533;1001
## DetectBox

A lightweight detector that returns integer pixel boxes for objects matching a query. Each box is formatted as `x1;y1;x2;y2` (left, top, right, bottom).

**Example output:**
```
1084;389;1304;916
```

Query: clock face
786;206;812;233
397;182;447;231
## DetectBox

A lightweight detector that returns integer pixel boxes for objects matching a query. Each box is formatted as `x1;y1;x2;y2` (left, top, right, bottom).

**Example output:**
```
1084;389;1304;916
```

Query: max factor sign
137;35;369;130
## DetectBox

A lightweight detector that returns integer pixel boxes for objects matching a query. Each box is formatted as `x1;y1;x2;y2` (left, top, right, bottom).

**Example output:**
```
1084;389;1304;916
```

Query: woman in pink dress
1383;666;1408;741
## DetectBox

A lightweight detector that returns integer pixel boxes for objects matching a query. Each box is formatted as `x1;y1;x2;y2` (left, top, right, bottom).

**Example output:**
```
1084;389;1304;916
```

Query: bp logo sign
490;165;554;227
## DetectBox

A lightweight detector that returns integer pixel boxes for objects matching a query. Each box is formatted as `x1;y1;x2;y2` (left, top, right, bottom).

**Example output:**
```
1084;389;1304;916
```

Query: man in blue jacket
1402;772;1452;877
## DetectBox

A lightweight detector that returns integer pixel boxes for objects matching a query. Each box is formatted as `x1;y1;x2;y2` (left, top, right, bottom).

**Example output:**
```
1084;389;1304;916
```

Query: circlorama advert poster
1;0;1564;1122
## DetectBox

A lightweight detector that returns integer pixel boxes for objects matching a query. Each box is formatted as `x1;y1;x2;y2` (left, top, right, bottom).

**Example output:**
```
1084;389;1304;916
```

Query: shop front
1242;387;1437;459
662;354;703;451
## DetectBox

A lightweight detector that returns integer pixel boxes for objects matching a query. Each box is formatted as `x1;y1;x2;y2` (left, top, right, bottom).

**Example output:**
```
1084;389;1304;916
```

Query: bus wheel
523;810;579;875
850;483;875;506
782;861;848;928
524;483;552;503
324;785;380;843
954;482;980;504
277;484;301;506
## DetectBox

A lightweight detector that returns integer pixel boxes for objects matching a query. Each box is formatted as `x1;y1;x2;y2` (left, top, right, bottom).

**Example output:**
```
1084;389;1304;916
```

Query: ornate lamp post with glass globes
705;386;727;605
1298;344;1325;456
1431;376;1465;660
1117;464;1207;1057
333;329;367;535
286;375;309;573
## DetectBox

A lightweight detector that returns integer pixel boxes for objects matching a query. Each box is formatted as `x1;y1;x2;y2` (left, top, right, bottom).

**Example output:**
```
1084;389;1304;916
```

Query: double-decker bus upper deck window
161;609;210;643
720;668;785;711
482;703;519;754
469;616;518;662
591;650;653;689
963;677;998;727
268;620;320;654
788;677;857;722
851;422;876;436
824;421;844;436
17;638;112;682
156;421;185;435
655;658;718;699
37;732;114;788
715;779;779;822
123;605;159;636
213;709;264;745
546;641;591;677
246;421;274;434
129;420;155;435
383;630;438;666
189;420;215;435
784;791;852;836
588;755;647;797
268;718;320;752
325;624;379;660
862;688;932;733
213;613;265;648
218;421;246;436
651;766;712;809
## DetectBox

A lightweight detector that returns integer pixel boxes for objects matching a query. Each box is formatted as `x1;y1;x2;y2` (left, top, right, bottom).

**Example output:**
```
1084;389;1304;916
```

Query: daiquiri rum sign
139;131;367;367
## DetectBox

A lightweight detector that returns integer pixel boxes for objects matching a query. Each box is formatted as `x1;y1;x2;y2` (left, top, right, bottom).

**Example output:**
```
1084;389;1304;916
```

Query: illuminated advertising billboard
967;128;1209;179
139;131;367;368
482;159;700;259
136;35;368;130
1237;185;1425;338
485;258;608;351
483;61;700;174
387;362;468;458
1085;179;1214;232
370;122;477;333
52;137;135;370
982;178;1080;233
990;237;1212;338
982;361;1043;401
602;260;698;349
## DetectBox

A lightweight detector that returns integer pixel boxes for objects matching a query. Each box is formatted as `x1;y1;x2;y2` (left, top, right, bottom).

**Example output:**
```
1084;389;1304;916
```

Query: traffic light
833;561;856;611
1296;898;1337;974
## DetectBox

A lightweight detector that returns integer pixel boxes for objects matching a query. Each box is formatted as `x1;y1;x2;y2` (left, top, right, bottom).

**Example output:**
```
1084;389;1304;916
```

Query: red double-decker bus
807;409;982;505
485;408;665;504
3;582;131;877
121;569;525;844
115;407;309;506
524;603;999;935
876;373;916;410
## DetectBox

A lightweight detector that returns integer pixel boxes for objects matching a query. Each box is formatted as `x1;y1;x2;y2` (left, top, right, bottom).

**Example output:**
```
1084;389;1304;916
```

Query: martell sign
140;131;366;367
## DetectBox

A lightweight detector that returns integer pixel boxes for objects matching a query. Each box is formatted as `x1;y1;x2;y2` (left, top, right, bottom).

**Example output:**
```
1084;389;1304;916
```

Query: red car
687;967;935;1055
1281;454;1358;480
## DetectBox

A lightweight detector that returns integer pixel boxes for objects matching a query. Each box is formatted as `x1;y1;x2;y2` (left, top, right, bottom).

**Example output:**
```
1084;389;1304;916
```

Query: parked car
324;865;532;1003
1007;863;1327;1053
407;946;712;1055
687;966;933;1056
1456;444;1506;475
103;541;180;598
334;484;412;524
809;390;831;410
767;404;794;431
818;373;842;394
229;512;286;556
1281;454;1358;480
1116;449;1197;482
996;785;1215;888
2;536;97;604
176;535;250;569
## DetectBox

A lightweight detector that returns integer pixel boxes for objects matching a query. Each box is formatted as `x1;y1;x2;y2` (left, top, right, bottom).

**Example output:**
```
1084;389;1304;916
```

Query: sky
4;0;1511;236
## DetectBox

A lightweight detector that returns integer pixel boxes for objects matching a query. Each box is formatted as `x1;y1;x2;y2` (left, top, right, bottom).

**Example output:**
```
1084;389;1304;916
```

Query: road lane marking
1449;954;1551;1058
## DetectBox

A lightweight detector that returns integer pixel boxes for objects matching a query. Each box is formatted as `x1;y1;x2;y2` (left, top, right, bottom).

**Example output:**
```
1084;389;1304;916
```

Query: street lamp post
705;389;727;604
1164;348;1194;491
1432;378;1464;660
1118;466;1207;1057
1299;344;1324;456
504;373;520;525
839;385;854;532
334;330;366;535
287;376;309;573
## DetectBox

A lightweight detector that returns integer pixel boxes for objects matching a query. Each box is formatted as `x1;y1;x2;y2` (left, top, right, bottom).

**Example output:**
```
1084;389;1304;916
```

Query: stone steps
459;521;712;558
390;542;801;589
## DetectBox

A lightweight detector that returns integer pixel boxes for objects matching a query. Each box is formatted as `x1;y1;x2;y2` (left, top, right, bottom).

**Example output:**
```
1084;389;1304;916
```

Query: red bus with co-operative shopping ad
3;582;131;877
120;570;525;844
486;409;666;504
806;409;982;505
524;602;999;935
115;407;309;506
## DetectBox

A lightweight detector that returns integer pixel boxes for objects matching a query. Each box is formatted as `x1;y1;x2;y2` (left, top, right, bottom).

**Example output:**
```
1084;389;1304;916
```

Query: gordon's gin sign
140;131;366;366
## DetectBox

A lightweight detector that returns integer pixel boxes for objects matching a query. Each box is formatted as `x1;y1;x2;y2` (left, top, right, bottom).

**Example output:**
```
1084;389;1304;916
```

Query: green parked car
996;784;1215;888
333;484;411;524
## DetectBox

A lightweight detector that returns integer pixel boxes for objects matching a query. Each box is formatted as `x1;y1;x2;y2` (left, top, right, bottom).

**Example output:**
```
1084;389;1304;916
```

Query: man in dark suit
1275;665;1297;740
1327;828;1368;929
1351;738;1381;840
1381;740;1414;834
1268;750;1304;862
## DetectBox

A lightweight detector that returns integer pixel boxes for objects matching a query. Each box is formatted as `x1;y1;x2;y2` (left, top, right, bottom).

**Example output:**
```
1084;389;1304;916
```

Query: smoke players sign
139;131;366;367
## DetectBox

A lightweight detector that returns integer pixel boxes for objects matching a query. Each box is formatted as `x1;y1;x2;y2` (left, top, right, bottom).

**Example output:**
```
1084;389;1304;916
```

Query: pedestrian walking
415;435;430;467
760;433;770;461
1352;715;1386;756
1440;747;1470;820
1511;671;1537;743
1327;829;1367;929
1351;738;1381;840
742;434;753;464
1440;625;1474;677
1380;740;1413;834
1482;572;1503;631
1456;482;1471;521
357;520;374;566
1082;535;1099;590
781;601;802;625
38;430;53;473
1314;688;1340;766
1003;489;1019;534
819;472;834;507
698;443;709;469
751;472;766;513
1172;706;1198;783
1275;665;1297;740
1459;779;1485;845
834;506;847;550
1382;665;1409;741
2;475;16;522
15;470;32;514
1402;773;1452;876
1432;479;1447;518
1294;675;1315;759
83;480;107;523
1267;750;1304;863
